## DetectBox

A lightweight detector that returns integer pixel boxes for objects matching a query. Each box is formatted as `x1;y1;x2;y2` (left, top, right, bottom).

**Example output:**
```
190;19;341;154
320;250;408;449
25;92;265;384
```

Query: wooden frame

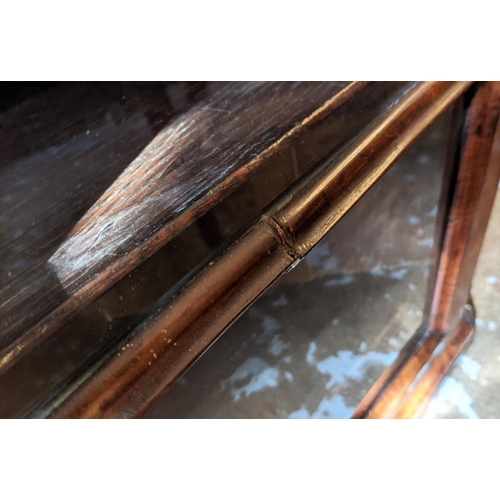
2;81;498;418
37;82;470;418
353;82;500;418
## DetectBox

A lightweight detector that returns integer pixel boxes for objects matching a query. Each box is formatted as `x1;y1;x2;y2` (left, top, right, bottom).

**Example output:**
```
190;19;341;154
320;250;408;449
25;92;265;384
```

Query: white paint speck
268;336;289;357
388;337;400;348
288;395;355;419
311;395;354;419
315;350;398;389
488;321;498;331
306;342;317;365
417;237;434;247
486;275;498;285
305;242;338;271
458;355;482;381
427;206;438;217
370;266;385;277
389;268;408;280
272;295;289;307
325;275;355;286
256;315;281;344
426;377;479;419
222;357;280;402
288;408;309;419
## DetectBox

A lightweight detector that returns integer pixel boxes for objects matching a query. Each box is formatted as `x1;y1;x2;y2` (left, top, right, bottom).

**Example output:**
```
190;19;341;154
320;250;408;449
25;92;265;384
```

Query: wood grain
0;81;362;373
37;81;469;418
1;82;412;418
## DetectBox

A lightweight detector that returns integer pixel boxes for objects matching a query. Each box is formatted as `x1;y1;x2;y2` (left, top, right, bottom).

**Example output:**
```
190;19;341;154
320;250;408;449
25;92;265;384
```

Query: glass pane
1;82;409;418
144;109;452;418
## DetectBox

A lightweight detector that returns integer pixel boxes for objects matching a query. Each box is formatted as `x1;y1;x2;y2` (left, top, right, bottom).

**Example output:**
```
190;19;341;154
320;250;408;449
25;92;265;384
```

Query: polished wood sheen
38;82;469;418
3;82;417;417
394;302;476;419
353;82;500;419
269;82;470;255
0;82;362;373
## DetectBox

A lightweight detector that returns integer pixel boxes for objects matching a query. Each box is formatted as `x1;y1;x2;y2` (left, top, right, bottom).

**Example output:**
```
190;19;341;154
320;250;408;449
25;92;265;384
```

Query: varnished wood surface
269;82;471;255
353;82;500;419
394;302;476;419
2;82;416;418
39;81;469;418
1;81;363;373
428;83;500;333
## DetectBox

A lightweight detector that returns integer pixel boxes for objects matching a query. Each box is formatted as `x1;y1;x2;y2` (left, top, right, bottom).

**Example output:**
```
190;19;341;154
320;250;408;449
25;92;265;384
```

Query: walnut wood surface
38;81;469;418
0;81;362;373
353;82;500;419
3;82;416;418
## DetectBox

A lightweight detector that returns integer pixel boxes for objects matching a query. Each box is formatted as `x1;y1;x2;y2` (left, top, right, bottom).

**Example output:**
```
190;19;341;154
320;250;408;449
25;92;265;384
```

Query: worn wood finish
353;82;500;419
394;302;476;419
0;81;363;373
38;81;469;418
2;82;416;419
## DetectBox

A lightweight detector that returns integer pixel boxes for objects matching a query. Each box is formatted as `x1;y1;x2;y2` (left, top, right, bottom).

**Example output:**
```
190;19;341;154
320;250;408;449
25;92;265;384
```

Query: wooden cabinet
1;81;497;418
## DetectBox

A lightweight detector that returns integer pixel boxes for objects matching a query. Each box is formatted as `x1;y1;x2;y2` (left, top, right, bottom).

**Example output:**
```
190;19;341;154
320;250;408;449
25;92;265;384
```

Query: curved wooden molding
353;81;500;419
36;81;470;418
0;82;363;373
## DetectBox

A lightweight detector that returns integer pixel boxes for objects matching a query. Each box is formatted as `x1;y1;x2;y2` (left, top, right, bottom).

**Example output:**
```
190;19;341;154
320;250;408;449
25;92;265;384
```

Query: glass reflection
144;110;451;418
